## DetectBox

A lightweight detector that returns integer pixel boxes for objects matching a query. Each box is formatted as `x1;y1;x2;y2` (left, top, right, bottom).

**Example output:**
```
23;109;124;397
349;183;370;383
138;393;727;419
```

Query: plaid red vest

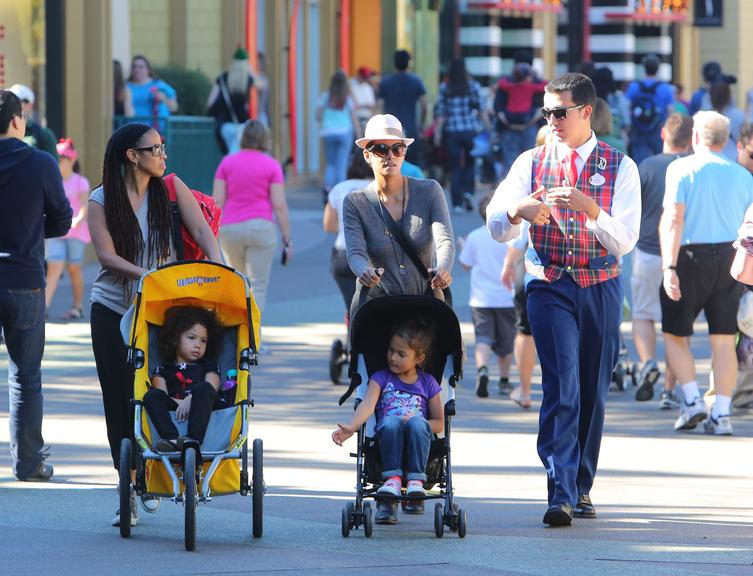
527;141;623;288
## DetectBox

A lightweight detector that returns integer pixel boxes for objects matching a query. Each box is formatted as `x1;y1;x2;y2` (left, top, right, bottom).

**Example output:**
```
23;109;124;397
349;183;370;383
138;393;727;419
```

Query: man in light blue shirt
660;111;753;436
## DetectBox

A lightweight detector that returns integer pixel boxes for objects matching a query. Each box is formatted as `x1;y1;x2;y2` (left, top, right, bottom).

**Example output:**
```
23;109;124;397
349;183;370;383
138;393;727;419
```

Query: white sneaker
377;477;401;496
704;414;733;436
674;399;707;431
659;390;680;410
406;480;426;496
140;494;161;513
112;488;139;527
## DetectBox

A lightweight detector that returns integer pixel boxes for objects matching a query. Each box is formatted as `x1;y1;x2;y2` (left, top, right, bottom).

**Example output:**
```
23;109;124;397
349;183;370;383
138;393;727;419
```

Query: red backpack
163;173;222;261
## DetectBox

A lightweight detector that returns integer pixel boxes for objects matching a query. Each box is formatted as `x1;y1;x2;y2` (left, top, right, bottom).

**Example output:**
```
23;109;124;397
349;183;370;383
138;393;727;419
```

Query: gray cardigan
343;177;455;296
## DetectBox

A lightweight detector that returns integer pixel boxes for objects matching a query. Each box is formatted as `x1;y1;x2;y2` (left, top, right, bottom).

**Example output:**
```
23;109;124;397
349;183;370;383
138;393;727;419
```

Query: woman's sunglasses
367;142;408;158
132;143;167;157
541;104;586;120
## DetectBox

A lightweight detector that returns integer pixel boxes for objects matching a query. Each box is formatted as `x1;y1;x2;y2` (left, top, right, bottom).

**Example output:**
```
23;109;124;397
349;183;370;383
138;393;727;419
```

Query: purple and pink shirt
63;172;91;243
214;149;284;225
371;368;441;425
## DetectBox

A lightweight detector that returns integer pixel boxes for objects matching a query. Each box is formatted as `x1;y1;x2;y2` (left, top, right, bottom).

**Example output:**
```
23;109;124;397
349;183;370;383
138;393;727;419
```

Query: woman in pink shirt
45;138;91;320
212;120;291;313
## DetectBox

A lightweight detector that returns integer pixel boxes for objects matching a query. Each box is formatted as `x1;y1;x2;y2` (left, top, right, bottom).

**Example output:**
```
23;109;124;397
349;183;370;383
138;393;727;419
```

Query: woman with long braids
88;123;222;527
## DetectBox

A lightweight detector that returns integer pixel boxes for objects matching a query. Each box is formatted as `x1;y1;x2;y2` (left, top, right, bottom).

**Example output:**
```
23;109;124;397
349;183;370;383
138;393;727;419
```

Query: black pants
330;248;357;317
143;382;217;443
90;302;135;470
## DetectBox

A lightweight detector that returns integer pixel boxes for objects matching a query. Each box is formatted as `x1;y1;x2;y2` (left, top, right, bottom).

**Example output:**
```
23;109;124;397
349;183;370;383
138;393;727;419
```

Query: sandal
61;306;84;321
510;387;532;409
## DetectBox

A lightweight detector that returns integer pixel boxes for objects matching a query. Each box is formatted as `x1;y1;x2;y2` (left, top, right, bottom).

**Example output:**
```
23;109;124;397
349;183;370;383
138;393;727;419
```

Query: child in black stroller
333;294;466;537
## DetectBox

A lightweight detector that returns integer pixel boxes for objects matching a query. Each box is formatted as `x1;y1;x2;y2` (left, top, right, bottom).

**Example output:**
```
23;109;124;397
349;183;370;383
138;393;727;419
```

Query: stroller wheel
342;501;354;537
252;438;264;538
612;363;626;392
457;508;467;538
118;438;132;539
434;503;444;538
363;501;373;538
184;446;197;552
329;339;346;385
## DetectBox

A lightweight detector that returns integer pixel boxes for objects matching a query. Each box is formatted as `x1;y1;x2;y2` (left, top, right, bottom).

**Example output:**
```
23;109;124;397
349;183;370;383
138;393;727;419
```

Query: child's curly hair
391;316;435;368
158;306;223;363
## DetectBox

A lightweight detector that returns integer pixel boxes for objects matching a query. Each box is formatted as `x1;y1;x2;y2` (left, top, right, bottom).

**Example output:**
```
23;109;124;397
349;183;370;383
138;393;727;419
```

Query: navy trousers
526;274;622;507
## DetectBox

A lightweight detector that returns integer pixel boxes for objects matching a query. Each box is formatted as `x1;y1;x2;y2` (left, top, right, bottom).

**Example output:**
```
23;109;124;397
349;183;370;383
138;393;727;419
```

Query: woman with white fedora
343;113;455;314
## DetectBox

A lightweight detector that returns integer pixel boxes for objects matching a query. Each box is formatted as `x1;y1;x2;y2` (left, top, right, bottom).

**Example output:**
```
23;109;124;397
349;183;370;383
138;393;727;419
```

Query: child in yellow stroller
120;261;263;550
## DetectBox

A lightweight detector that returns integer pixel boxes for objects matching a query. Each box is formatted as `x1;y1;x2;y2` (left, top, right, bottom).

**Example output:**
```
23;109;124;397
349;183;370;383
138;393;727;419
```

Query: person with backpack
625;55;675;166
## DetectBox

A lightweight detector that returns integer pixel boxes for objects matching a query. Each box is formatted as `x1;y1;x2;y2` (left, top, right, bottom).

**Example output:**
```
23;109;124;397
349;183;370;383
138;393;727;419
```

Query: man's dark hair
739;123;753;147
394;50;411;71
662;113;692;149
545;73;596;108
642;54;660;76
0;90;22;134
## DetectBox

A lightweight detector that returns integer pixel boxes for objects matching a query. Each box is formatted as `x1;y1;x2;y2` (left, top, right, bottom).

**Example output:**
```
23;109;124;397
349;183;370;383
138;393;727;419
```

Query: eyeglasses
367;142;407;158
541;104;586;120
132;143;167;157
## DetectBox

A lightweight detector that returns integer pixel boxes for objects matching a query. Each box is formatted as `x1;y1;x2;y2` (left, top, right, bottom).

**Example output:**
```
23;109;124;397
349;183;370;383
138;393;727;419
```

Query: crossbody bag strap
219;76;240;124
364;187;431;280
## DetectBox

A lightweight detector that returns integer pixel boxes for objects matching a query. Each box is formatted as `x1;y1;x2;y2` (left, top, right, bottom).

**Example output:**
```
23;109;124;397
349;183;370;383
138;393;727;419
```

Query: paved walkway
1;186;753;575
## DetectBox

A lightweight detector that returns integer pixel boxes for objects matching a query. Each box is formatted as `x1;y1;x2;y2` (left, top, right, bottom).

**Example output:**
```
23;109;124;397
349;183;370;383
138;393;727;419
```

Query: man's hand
546;186;600;219
175;395;192;422
663;269;682;301
509;186;550;226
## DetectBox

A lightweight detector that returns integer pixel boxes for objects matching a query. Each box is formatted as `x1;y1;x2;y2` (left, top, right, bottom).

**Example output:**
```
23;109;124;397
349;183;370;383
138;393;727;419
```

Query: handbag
731;237;753;285
163;173;222;261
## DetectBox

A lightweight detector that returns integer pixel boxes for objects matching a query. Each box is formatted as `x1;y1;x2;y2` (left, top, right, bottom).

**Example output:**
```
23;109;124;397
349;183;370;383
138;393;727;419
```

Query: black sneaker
476;367;489;398
22;461;54;482
635;359;660;401
155;438;178;453
375;501;398;524
498;377;513;396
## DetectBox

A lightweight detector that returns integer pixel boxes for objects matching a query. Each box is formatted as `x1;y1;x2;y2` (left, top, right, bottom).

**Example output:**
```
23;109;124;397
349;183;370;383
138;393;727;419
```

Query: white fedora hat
355;114;414;149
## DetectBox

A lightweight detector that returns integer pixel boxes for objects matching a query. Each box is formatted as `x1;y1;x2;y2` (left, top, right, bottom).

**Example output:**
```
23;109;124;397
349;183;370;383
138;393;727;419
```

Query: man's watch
663;265;677;272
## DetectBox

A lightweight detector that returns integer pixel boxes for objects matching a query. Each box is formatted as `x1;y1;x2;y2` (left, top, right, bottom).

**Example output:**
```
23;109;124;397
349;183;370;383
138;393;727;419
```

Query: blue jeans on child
377;415;432;482
1;288;47;479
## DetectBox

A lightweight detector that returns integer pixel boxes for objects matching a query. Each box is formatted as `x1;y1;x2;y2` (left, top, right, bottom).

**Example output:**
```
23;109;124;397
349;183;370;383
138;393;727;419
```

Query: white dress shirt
486;132;641;258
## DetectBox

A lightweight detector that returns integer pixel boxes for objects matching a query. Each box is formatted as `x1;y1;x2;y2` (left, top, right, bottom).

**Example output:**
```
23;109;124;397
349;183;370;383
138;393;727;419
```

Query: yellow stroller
120;261;263;550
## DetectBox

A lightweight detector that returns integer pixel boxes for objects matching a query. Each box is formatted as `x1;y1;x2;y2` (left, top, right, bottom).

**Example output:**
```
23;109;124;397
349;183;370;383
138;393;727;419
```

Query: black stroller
337;295;466;538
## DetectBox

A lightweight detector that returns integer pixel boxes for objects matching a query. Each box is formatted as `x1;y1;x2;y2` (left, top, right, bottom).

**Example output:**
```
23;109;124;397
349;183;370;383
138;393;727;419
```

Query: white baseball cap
355;114;414;149
9;83;35;104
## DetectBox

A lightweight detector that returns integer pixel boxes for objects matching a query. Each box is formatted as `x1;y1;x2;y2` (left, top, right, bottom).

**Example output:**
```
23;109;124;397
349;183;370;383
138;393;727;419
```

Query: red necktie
567;149;579;187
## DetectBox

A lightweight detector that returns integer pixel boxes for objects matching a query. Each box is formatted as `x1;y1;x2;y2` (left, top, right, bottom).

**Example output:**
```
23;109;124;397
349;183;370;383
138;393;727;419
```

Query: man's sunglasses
132;143;167;157
541;104;586;120
367;142;407;158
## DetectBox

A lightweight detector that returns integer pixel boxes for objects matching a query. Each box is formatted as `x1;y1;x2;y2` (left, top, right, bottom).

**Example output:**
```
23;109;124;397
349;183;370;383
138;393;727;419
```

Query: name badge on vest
589;173;606;187
597;156;607;170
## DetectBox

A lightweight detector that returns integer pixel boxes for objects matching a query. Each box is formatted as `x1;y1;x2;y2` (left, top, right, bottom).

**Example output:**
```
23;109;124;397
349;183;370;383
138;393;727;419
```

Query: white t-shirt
459;225;513;308
328;178;373;250
349;79;376;121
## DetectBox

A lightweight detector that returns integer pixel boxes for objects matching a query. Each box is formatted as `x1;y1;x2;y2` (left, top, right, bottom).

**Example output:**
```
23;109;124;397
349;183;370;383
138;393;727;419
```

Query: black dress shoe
543;503;573;526
574;494;596;518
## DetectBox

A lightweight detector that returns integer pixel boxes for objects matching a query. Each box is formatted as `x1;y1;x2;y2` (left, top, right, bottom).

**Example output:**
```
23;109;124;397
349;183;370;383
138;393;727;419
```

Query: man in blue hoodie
0;90;71;481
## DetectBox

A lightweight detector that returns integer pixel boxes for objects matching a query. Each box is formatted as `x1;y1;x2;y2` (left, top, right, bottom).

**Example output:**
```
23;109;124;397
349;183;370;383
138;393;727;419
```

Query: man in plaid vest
487;73;641;526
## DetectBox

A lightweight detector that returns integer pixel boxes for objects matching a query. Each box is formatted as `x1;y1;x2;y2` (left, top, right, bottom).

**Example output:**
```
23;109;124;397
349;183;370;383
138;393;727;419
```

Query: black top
0;137;71;289
153;358;220;399
209;72;254;124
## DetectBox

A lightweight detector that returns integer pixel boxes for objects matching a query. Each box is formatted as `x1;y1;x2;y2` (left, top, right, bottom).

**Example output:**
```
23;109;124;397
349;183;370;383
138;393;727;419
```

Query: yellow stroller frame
120;261;263;550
